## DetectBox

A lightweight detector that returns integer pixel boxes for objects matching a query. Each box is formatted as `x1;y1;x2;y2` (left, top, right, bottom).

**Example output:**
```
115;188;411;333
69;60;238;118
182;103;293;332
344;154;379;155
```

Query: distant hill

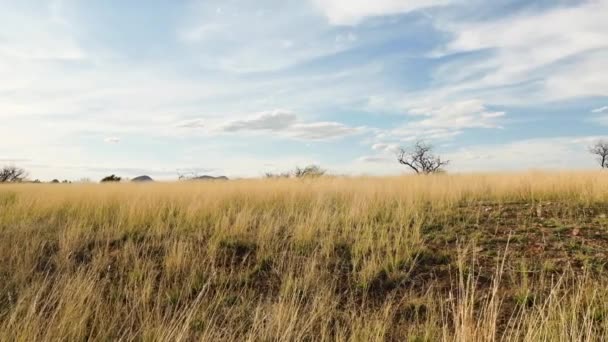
191;175;229;181
131;175;154;182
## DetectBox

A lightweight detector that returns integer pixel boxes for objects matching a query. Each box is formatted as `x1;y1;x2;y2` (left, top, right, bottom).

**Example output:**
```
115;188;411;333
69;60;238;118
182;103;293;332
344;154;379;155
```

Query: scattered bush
294;165;326;178
266;165;326;178
100;174;121;183
264;171;291;179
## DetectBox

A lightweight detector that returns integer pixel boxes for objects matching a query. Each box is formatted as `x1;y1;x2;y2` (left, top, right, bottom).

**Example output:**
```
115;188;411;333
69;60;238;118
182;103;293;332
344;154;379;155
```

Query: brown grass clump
2;171;608;340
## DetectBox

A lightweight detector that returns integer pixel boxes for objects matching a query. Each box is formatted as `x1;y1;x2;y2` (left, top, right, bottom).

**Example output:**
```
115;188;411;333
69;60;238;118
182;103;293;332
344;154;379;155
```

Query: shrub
100;174;121;183
294;165;326;178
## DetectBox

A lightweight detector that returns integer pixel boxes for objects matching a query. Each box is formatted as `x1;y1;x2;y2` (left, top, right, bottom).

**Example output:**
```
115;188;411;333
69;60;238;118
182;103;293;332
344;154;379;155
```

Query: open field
2;172;608;341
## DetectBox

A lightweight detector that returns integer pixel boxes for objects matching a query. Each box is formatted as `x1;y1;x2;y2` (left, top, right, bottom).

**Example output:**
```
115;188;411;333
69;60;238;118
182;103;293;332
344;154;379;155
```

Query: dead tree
0;166;27;183
590;140;608;168
397;141;449;174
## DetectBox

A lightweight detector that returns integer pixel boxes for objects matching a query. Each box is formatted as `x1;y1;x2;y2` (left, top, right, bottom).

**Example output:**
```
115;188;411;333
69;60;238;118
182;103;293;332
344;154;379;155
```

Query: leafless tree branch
590;140;608;168
0;166;28;183
397;141;449;175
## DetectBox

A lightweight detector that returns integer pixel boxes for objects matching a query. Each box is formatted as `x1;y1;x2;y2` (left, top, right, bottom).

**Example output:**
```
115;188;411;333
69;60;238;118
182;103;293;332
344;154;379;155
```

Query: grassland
2;172;608;341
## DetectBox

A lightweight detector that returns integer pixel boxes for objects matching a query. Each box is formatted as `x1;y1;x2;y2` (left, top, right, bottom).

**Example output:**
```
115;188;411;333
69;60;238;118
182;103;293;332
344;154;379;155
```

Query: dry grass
2;171;608;341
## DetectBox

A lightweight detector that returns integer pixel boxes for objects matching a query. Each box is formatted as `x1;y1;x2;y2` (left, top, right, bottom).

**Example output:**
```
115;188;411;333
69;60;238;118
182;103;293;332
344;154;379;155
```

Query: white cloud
430;1;608;103
543;50;608;100
368;99;505;143
311;0;450;25
372;143;401;154
289;121;364;140
439;3;607;57
212;110;364;140
175;119;206;129
592;106;608;114
408;99;504;129
588;105;608;127
221;110;297;131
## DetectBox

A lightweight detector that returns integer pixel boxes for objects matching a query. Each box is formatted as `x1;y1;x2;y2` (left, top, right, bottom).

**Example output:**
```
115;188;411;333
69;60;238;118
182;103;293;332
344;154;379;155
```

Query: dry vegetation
2;172;608;341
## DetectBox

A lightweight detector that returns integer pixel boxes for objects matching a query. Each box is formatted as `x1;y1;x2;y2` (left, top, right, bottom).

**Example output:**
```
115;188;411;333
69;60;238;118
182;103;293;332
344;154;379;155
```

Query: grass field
2;172;608;341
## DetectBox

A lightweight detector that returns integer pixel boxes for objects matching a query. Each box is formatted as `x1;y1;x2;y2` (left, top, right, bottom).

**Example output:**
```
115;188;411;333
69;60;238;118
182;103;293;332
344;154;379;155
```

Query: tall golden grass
1;171;608;341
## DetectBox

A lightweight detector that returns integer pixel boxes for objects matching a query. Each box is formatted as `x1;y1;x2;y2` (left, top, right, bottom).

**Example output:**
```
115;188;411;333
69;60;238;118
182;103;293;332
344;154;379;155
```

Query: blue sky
1;0;607;180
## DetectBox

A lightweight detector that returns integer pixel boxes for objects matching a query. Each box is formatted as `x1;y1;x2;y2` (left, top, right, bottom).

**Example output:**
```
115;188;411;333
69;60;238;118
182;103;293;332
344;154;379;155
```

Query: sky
1;0;607;180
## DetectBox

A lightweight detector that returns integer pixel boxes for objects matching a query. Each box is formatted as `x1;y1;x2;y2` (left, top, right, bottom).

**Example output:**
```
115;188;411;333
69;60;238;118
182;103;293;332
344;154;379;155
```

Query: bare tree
0;166;28;183
590;140;608;168
397;141;449;174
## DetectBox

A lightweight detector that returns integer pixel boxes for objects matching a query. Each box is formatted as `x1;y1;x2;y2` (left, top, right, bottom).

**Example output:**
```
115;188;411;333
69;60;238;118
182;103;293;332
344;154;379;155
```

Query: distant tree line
3;139;608;184
265;165;326;178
